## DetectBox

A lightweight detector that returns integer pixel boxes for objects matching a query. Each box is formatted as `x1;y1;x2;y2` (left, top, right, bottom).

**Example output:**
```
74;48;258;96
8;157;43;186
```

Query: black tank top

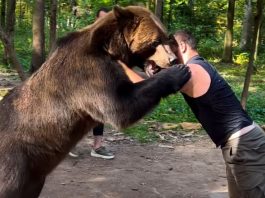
182;55;253;146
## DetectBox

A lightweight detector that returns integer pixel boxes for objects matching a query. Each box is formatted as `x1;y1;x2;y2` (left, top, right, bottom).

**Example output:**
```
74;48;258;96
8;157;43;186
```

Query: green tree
240;0;253;51
155;0;163;22
0;24;26;80
222;0;235;63
241;0;264;109
31;0;45;73
49;0;57;52
0;0;6;29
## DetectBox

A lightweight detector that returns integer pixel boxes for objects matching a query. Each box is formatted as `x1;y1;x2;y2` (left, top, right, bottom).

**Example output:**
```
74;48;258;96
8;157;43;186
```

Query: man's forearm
118;60;144;83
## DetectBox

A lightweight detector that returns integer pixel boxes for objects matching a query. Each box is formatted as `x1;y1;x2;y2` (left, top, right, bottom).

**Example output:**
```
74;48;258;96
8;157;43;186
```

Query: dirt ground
0;72;229;198
39;131;229;198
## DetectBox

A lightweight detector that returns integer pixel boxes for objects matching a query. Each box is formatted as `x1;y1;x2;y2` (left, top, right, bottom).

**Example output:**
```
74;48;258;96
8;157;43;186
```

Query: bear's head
92;6;177;72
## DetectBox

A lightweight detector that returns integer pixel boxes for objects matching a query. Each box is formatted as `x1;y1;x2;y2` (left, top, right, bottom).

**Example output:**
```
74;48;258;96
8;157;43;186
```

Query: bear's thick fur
0;6;190;197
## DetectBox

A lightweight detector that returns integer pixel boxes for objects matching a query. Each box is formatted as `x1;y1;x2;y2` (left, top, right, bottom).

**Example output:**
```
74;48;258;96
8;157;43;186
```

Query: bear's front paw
158;64;191;92
171;64;191;89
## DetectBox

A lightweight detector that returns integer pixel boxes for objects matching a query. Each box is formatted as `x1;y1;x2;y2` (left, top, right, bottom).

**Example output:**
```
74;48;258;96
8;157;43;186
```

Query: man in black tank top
120;30;265;198
171;30;265;198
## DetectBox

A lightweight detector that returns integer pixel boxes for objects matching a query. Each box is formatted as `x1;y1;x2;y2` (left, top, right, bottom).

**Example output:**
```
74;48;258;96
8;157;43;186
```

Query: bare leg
93;135;103;149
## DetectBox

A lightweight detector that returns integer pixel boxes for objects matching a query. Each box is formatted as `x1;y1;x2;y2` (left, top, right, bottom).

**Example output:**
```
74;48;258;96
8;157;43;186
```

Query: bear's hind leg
0;173;45;198
20;176;46;198
0;149;45;198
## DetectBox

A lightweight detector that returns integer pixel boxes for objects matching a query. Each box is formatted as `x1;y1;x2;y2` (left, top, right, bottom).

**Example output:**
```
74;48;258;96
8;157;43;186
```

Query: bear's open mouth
144;60;162;77
144;58;178;77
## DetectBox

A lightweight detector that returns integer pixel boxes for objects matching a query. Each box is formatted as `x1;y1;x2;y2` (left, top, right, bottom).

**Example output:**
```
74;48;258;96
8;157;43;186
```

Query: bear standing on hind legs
0;6;190;198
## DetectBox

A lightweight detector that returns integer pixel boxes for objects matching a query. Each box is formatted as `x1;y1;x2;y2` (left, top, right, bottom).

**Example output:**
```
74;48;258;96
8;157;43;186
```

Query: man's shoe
91;146;115;159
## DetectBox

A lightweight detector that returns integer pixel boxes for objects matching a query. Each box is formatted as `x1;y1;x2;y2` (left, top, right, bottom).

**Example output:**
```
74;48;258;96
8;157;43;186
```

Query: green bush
198;38;223;59
234;52;249;66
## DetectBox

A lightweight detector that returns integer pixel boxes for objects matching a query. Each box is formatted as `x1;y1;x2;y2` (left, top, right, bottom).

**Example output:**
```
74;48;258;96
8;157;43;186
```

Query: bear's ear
113;6;134;20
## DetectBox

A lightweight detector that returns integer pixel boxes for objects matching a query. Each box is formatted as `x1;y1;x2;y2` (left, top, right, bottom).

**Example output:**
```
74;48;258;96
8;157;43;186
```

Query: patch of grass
0;89;9;97
0;65;10;73
146;94;196;123
122;122;159;143
216;63;265;124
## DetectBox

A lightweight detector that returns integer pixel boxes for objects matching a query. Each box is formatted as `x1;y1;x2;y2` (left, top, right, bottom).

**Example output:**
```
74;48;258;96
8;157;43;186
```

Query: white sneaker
69;151;79;158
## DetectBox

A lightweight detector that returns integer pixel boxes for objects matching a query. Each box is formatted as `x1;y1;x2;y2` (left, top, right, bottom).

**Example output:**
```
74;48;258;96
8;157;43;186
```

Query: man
122;30;265;198
69;7;114;159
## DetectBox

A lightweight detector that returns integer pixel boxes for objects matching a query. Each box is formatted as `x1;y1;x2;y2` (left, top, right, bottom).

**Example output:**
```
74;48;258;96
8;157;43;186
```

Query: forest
0;0;264;140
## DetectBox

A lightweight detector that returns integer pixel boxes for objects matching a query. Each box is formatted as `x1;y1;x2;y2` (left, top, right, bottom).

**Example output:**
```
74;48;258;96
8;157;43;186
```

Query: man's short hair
174;30;197;50
96;7;110;18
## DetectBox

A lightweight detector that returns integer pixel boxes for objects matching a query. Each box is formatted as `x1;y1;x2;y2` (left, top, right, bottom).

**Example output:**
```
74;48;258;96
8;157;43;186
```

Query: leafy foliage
123;123;159;143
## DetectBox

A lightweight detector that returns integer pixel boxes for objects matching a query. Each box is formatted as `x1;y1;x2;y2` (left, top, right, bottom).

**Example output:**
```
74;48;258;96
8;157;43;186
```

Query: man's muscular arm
180;64;211;98
118;60;144;83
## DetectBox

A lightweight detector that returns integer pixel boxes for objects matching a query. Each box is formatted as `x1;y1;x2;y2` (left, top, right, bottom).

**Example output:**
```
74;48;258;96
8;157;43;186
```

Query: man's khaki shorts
222;124;265;198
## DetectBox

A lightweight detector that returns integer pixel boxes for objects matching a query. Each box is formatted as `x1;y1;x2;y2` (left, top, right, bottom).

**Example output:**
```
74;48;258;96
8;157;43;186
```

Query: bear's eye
151;40;161;48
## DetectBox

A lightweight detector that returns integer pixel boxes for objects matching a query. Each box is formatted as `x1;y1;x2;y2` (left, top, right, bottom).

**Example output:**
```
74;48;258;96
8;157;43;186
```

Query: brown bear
0;6;190;198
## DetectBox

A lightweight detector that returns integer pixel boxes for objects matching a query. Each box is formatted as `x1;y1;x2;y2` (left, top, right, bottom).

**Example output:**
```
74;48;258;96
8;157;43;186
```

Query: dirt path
40;133;229;198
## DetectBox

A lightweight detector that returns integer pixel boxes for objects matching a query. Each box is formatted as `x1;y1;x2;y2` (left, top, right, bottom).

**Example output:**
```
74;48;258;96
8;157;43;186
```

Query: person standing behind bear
89;7;115;159
121;30;265;198
69;7;114;159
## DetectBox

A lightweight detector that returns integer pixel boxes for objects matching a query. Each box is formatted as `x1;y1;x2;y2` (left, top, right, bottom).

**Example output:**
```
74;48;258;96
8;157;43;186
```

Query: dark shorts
93;123;104;136
222;124;265;198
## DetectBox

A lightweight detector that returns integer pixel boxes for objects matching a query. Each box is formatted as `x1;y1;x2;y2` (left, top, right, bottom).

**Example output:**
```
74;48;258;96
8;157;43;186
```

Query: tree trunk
254;4;263;60
167;0;173;30
18;0;24;26
31;0;45;73
240;0;253;51
222;0;235;63
6;0;16;43
49;0;57;52
3;0;16;65
0;25;26;81
1;0;6;64
188;0;194;23
155;0;163;22
0;0;6;28
147;0;155;11
241;0;264;109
